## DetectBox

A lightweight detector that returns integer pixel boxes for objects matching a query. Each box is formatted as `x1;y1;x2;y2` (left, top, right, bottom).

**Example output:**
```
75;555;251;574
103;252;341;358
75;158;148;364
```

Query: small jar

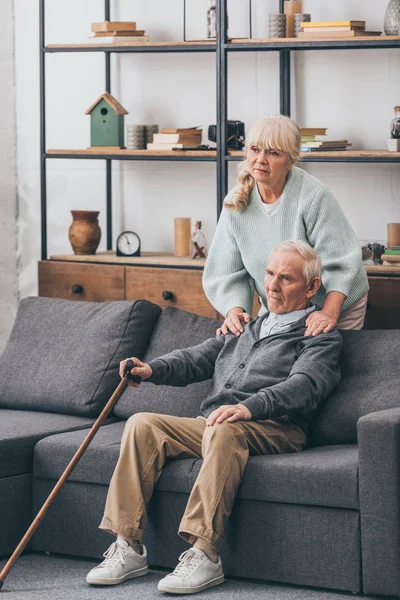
207;0;216;38
391;106;400;138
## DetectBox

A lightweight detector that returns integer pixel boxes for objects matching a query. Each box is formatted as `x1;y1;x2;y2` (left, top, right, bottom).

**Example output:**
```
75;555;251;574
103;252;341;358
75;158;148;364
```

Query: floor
0;553;387;600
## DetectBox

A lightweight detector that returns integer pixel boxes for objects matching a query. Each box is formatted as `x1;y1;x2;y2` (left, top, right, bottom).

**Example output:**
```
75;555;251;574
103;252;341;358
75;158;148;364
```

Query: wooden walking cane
0;359;140;590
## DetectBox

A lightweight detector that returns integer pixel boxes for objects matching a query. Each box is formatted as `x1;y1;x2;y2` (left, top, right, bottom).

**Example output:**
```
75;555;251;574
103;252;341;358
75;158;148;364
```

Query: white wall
14;0;400;299
0;0;17;352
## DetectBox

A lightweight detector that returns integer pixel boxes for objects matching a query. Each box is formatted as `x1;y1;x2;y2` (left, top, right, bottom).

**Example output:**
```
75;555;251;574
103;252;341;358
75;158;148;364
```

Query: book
383;260;400;266
93;30;145;37
88;35;150;44
301;21;366;28
391;246;400;250
301;26;366;32
147;143;188;150
309;147;350;151
301;135;319;142
384;249;400;255
301;128;327;136
92;21;137;32
301;146;349;152
161;127;201;134
299;30;382;38
381;254;400;263
301;140;349;148
153;133;202;144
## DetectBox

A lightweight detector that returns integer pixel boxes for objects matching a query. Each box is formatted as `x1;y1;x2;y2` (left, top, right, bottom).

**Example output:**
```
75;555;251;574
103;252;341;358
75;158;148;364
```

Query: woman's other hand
217;307;251;336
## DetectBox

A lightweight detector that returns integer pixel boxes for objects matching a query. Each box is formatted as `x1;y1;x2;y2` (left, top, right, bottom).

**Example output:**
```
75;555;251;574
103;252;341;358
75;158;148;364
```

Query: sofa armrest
358;408;400;597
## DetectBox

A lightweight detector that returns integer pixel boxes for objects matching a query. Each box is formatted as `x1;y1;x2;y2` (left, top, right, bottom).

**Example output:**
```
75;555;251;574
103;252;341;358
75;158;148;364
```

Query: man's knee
124;412;158;434
202;420;244;448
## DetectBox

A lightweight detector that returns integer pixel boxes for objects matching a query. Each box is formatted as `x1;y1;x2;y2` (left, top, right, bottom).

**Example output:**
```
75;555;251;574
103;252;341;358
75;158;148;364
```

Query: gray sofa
0;297;399;598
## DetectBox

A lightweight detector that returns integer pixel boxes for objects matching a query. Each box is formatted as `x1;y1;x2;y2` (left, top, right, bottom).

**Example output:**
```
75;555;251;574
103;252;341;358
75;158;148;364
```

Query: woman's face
246;144;292;187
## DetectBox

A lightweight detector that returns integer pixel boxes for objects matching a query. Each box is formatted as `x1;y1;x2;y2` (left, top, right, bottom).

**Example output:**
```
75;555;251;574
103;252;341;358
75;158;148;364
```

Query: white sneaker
86;540;148;585
157;547;224;594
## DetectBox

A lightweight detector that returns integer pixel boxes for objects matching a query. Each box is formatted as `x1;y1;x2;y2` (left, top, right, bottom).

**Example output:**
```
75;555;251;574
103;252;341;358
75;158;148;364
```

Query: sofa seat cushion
0;297;161;417
33;423;358;509
0;409;103;478
113;307;222;420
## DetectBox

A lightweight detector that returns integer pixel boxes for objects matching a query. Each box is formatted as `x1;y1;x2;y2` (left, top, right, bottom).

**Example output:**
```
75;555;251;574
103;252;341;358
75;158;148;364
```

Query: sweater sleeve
202;205;255;316
147;335;225;387
240;332;342;422
304;186;364;298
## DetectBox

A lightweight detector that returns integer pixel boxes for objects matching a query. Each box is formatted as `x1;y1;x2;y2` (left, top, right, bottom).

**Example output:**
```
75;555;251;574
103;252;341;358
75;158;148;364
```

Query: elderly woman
203;115;369;337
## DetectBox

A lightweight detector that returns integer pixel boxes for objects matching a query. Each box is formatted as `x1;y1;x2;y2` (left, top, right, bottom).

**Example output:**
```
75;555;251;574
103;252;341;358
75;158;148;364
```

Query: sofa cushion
0;297;161;417
113;307;222;420
33;423;358;509
0;409;102;478
309;330;400;446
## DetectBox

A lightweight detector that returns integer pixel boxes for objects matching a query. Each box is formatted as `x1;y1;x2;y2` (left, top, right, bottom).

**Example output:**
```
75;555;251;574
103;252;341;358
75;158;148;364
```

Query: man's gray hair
271;240;322;285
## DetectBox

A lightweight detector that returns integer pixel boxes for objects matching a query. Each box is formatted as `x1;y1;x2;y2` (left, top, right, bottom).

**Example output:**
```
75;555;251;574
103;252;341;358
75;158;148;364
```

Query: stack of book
298;21;381;39
147;128;202;150
89;21;150;44
301;128;351;152
382;247;400;266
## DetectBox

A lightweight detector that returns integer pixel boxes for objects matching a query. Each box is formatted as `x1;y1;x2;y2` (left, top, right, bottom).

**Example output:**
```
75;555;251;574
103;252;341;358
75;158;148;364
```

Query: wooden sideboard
38;254;400;329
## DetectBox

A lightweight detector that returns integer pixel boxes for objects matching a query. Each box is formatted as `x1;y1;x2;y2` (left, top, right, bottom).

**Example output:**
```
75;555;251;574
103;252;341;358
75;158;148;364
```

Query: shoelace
98;542;128;569
172;550;203;578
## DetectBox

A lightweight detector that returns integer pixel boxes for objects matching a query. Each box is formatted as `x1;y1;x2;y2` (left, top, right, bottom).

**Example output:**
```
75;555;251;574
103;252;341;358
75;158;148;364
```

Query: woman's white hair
271;240;322;286
225;115;302;212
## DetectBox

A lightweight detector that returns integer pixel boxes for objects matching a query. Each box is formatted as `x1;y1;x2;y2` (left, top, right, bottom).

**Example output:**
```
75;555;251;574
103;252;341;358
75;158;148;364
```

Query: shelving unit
39;0;400;326
40;0;400;257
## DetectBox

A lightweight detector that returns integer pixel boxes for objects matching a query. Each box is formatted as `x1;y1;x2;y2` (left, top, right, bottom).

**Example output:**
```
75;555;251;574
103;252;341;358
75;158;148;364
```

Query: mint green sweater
203;166;369;316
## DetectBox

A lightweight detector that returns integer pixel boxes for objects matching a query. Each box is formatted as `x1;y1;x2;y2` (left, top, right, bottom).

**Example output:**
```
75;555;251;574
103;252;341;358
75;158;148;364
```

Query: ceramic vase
384;0;400;35
69;210;101;255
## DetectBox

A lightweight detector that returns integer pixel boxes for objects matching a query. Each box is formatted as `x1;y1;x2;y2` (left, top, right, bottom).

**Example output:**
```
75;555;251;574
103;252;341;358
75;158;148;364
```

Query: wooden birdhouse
85;93;128;148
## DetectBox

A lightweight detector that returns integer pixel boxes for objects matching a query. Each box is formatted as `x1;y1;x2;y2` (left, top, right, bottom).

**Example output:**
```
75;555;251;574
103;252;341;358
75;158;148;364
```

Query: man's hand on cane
119;357;153;387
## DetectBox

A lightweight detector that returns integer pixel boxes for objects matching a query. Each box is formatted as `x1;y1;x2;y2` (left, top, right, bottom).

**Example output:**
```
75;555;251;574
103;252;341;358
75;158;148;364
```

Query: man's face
264;250;320;314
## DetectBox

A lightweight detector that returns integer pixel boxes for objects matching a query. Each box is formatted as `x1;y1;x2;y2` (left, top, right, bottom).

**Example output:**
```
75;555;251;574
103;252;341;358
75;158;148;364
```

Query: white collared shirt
259;305;316;339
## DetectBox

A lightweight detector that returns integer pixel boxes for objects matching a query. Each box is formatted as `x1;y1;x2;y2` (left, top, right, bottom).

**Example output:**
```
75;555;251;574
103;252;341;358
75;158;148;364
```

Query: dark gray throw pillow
113;307;222;420
0;297;161;417
309;329;400;446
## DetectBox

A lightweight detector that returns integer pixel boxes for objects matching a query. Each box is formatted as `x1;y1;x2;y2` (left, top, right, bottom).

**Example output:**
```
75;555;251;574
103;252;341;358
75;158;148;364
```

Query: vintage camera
208;120;245;150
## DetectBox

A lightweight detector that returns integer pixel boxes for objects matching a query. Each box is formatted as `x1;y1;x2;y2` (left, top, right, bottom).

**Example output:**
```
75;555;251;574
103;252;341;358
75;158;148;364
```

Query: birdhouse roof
85;93;128;115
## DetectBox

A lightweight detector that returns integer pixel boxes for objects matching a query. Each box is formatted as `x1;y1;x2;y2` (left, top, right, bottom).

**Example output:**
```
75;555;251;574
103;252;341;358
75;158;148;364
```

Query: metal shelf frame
39;0;400;260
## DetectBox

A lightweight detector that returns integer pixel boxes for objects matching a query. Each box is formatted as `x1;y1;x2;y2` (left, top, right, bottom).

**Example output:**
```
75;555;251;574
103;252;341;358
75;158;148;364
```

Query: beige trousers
99;412;306;548
337;292;368;330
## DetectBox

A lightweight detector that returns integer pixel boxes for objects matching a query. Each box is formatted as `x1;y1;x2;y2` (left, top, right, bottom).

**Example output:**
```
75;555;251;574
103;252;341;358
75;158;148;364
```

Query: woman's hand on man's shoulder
217;307;252;337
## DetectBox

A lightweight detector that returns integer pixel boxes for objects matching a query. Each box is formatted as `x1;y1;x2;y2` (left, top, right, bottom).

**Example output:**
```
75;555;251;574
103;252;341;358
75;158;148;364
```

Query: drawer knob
72;284;84;294
162;290;174;301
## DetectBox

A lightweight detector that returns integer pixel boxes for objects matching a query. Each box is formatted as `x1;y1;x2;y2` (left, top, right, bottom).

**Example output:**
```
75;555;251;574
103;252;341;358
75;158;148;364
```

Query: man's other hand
119;357;153;387
217;307;251;337
206;404;252;426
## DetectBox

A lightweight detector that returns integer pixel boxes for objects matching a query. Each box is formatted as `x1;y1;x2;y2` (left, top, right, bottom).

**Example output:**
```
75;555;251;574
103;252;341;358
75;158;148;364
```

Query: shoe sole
86;565;148;586
157;574;224;594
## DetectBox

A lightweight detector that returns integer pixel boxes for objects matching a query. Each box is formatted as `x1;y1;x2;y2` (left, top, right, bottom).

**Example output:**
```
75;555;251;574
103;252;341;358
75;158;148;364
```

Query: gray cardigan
148;313;343;432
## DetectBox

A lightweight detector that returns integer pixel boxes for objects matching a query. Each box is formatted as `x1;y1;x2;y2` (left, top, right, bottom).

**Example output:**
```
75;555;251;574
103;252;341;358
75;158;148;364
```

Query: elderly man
86;240;343;594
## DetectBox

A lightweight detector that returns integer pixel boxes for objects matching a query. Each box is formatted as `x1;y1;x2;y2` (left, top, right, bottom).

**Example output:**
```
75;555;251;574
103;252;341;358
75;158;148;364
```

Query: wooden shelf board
228;150;400;159
48;251;207;269
47;253;400;276
46;41;215;49
47;148;217;158
230;36;400;44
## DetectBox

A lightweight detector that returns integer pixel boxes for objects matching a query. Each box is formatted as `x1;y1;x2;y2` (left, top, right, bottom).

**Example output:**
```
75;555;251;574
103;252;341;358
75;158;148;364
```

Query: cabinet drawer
365;276;400;329
125;267;218;318
38;261;125;302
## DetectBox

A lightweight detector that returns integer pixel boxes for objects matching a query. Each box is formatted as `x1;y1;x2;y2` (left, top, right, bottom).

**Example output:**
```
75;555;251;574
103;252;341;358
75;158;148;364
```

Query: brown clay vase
69;210;101;255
